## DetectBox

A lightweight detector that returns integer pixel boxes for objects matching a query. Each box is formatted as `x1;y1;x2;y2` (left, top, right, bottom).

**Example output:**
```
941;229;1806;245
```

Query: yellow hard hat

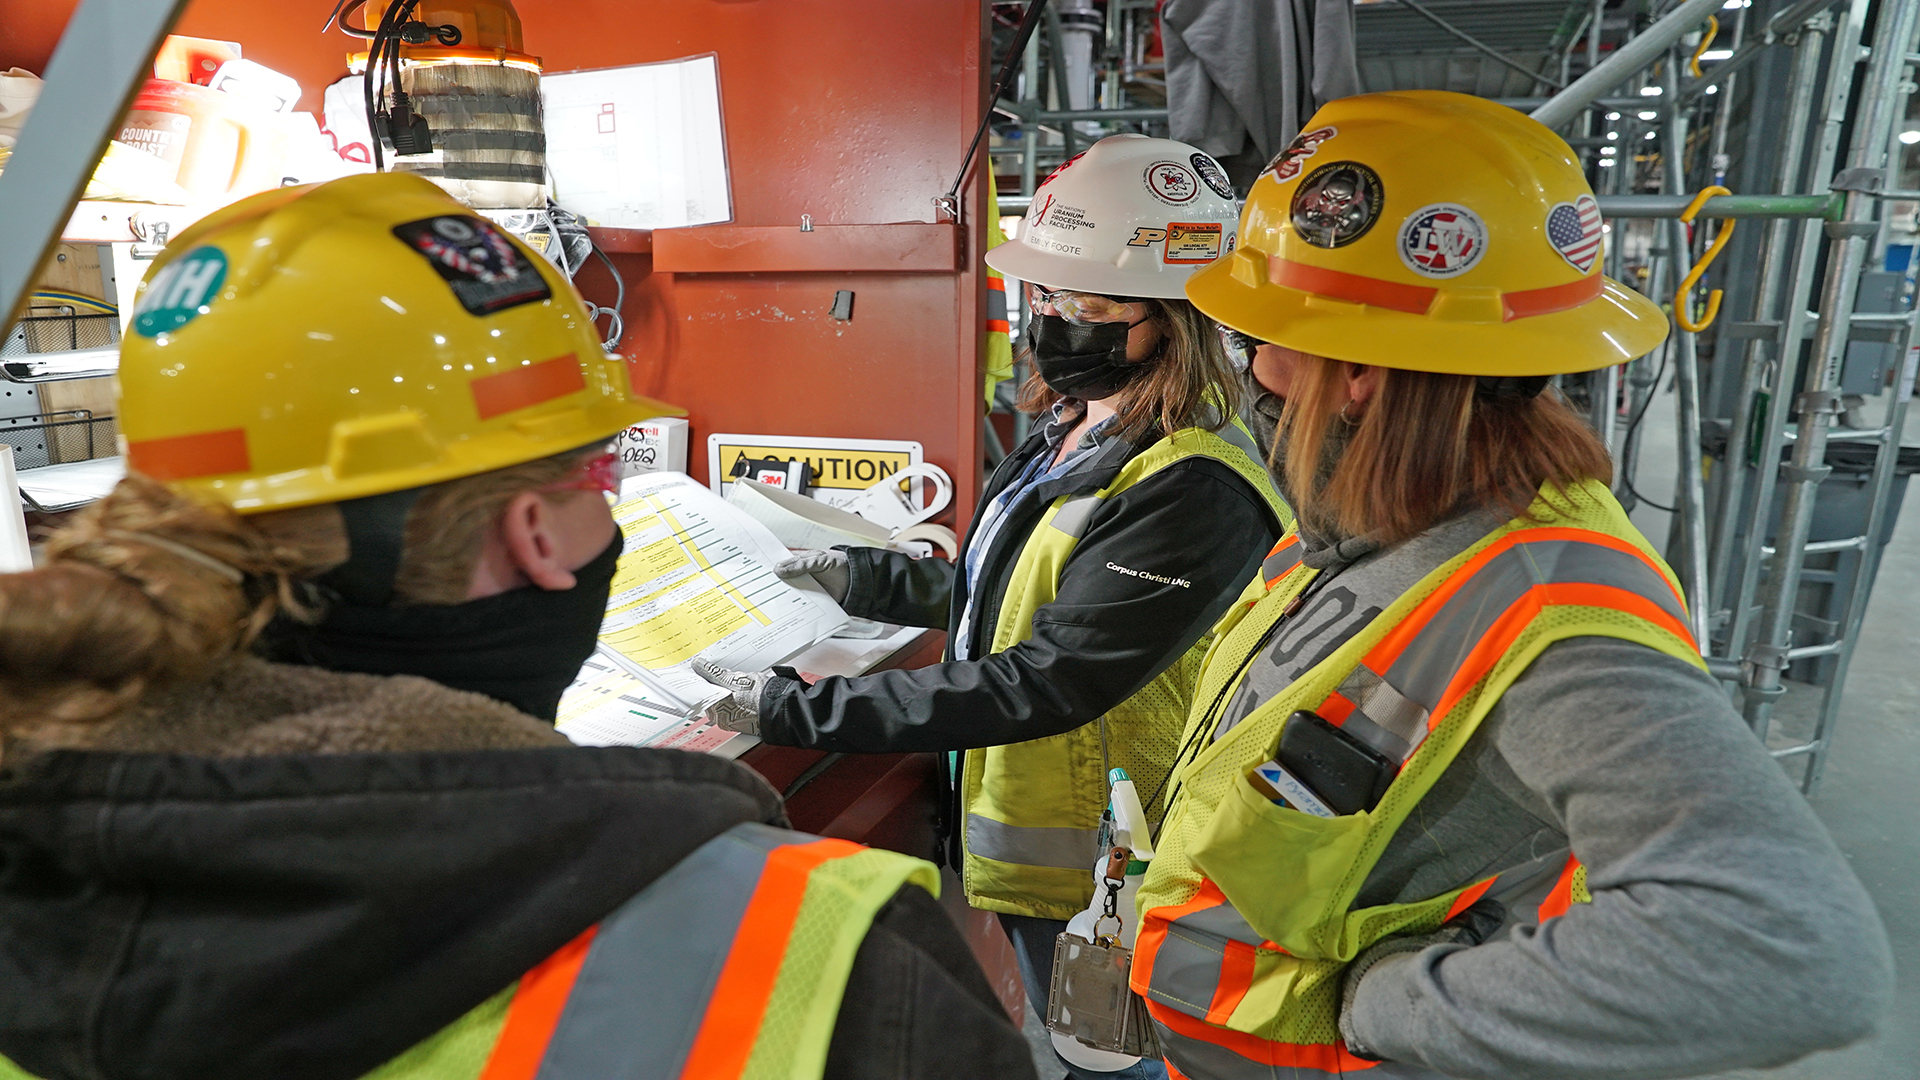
118;172;680;513
1186;90;1668;376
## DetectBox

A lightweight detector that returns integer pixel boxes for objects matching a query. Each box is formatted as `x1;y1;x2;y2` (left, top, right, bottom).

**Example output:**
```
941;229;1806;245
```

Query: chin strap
314;487;424;608
1475;374;1552;401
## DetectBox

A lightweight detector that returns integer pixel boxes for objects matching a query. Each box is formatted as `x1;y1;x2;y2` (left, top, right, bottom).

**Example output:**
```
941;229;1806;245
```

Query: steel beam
1531;0;1729;129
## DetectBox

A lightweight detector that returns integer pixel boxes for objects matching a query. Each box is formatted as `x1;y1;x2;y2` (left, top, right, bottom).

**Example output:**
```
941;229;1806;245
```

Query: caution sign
706;433;924;507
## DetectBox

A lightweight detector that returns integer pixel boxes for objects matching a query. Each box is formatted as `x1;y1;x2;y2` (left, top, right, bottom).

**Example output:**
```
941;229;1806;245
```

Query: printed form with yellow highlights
557;470;847;753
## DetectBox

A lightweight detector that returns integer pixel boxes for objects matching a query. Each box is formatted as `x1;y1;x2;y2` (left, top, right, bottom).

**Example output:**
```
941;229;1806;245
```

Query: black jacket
0;742;1034;1080
758;417;1284;754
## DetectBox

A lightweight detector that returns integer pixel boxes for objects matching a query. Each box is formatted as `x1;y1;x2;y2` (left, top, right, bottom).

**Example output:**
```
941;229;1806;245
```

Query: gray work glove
774;548;851;604
1338;896;1506;1061
691;658;771;736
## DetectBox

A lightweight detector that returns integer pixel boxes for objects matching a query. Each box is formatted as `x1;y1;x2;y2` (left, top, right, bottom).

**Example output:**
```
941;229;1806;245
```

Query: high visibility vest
1129;481;1704;1079
963;422;1290;920
0;825;938;1080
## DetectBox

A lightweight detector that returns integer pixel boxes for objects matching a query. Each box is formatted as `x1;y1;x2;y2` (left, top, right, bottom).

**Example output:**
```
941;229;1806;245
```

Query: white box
617;417;688;478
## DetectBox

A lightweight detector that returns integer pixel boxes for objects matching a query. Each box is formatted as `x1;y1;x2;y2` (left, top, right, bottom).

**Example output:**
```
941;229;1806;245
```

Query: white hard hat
987;134;1239;299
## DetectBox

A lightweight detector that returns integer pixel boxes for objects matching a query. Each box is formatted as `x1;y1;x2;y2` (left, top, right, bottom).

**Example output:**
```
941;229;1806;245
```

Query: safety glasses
543;450;621;497
1024;284;1149;327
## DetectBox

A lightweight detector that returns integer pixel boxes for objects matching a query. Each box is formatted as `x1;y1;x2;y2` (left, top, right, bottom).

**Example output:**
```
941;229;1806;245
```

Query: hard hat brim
1185;255;1670;377
985;236;1194;300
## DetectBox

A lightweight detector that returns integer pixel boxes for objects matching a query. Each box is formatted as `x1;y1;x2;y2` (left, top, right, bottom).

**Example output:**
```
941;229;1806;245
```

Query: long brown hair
1278;356;1612;545
1018;298;1243;442
0;448;598;731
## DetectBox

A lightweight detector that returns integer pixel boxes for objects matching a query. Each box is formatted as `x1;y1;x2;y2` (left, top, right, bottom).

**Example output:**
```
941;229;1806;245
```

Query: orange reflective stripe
478;925;598;1080
470;353;586;421
1165;1060;1196;1080
1443;877;1497;921
127;427;250;481
676;838;866;1079
987;319;1011;333
987;275;1006;292
1132;879;1228;994
1537;854;1582;921
1318;692;1357;725
1269;256;1437;315
1503;273;1602;321
1145;998;1379;1071
1204;939;1257;1025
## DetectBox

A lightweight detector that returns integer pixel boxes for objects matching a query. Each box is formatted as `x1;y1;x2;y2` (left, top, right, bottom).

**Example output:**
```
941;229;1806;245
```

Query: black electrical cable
361;0;421;171
941;0;1051;216
1619;342;1677;513
589;244;626;351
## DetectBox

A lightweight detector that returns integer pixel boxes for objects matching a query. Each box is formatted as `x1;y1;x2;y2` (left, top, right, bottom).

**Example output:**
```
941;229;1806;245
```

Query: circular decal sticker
1268;125;1337;183
1143;160;1201;204
1191;152;1235;200
1546;194;1604;273
132;245;228;338
1289;162;1384;249
1397;203;1488;278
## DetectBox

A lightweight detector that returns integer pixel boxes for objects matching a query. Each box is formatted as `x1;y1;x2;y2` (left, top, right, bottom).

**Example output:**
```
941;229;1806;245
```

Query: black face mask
1026;313;1150;400
262;533;623;722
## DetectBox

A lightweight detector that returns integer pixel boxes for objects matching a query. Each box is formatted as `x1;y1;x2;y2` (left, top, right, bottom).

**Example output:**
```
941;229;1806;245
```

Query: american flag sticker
1547;194;1604;273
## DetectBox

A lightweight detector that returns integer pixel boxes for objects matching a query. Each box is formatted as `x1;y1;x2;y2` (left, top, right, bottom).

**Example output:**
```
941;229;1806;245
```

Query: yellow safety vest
963;422;1290;920
1129;481;1703;1079
0;825;937;1080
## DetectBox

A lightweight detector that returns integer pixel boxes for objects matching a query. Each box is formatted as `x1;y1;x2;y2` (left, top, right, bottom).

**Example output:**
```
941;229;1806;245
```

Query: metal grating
1353;0;1592;97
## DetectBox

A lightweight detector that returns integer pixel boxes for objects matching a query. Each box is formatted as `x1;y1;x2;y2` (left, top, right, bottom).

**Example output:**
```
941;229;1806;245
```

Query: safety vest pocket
1189;770;1374;960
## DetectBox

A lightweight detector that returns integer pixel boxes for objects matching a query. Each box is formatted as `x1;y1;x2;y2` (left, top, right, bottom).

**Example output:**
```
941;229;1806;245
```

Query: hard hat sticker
1143;160;1201;204
1398;203;1488;278
1547;194;1604;273
1268;126;1337;183
1191;153;1235;200
1127;228;1169;247
1164;223;1224;264
1290;162;1383;249
392;215;553;316
132;246;228;338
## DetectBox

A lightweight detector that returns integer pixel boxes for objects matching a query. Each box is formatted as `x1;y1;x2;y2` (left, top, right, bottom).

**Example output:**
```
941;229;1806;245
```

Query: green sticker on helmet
133;246;228;338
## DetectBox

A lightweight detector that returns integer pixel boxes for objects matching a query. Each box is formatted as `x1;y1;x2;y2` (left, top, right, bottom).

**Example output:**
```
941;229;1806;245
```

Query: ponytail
0;475;339;729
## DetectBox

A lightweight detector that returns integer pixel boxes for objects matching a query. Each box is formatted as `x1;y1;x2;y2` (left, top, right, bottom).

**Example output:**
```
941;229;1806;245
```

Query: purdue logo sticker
133;246;228;338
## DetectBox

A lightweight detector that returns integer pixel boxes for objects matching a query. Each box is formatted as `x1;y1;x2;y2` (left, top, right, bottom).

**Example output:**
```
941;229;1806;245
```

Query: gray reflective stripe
1153;1013;1452;1078
1048;492;1103;540
533;822;791;1080
1332;667;1426;759
1263;542;1302;582
1382;539;1688;718
1143;921;1229;1014
965;813;1100;871
1209;419;1264;466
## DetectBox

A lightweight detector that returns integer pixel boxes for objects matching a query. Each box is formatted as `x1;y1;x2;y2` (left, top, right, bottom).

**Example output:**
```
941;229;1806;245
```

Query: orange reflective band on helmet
1270;257;1435;315
471;353;588;421
1503;274;1603;321
478;925;598;1080
127;428;251;481
1270;256;1605;325
676;837;868;1078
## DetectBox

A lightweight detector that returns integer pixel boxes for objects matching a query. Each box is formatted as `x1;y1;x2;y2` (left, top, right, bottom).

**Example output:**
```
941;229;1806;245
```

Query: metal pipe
1663;49;1715;650
1743;0;1920;739
1531;0;1729;129
1595;192;1843;218
0;0;191;347
1392;0;1566;91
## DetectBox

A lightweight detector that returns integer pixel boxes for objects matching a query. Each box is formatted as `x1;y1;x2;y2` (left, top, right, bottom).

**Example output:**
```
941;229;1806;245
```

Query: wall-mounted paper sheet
542;54;731;229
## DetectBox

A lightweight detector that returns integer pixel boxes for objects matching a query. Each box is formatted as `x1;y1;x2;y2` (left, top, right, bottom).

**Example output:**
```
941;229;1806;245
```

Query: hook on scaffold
1676;184;1735;333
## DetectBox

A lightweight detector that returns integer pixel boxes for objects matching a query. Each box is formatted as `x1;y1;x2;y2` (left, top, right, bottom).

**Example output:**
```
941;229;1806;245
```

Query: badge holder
1044;768;1161;1059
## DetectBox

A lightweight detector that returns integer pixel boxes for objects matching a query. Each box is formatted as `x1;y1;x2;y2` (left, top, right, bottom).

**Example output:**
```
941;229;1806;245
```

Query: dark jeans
998;913;1169;1080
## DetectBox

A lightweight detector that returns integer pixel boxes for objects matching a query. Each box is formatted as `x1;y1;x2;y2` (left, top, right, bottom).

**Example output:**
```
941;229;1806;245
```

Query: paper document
541;54;731;230
557;652;756;758
600;469;847;668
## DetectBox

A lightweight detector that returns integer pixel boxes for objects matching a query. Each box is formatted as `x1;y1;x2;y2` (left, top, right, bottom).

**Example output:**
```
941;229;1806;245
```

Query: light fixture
1639;86;1663;96
1700;49;1734;60
1599;158;1617;168
1600;146;1617;156
1607;130;1620;140
1706;85;1719;95
1606;111;1621;120
1900;130;1920;145
1638;110;1659;121
1645;131;1659;140
1722;0;1750;8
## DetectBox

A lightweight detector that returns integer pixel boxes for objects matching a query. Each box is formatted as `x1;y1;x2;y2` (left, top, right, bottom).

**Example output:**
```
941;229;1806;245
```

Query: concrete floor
1018;391;1914;1077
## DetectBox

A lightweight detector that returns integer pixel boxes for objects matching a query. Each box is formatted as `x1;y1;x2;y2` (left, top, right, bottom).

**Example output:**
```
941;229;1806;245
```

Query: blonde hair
1279;357;1612;545
1018;298;1244;443
0;447;600;730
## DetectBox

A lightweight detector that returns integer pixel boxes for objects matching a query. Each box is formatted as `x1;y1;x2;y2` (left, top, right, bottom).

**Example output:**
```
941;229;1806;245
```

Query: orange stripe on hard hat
676;837;867;1079
127;428;250;481
470;353;587;421
478;924;598;1080
1271;256;1605;324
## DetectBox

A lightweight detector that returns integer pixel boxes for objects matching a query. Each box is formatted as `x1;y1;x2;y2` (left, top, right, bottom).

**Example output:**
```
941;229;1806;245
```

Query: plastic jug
118;79;273;201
